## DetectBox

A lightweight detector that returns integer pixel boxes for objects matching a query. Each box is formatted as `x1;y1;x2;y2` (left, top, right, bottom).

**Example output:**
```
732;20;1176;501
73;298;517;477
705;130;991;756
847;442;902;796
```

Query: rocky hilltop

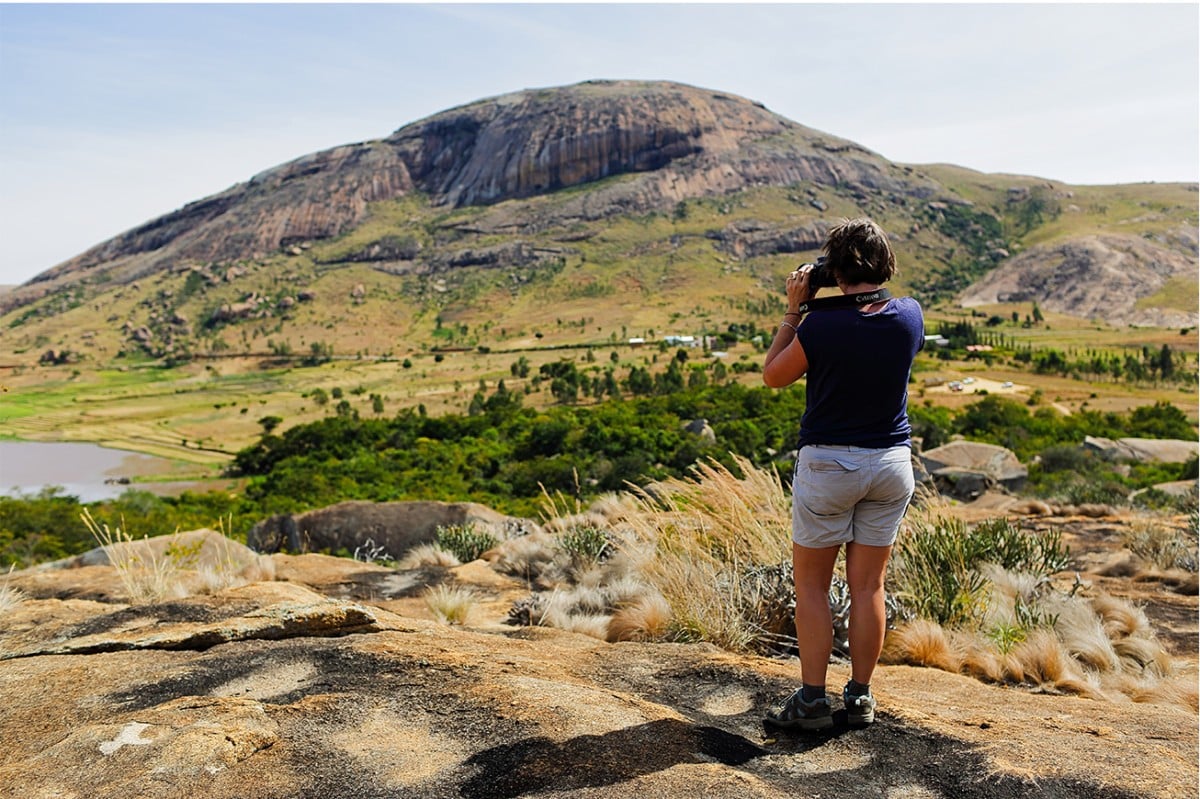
961;229;1199;328
2;508;1196;799
4;80;933;313
3;80;1196;335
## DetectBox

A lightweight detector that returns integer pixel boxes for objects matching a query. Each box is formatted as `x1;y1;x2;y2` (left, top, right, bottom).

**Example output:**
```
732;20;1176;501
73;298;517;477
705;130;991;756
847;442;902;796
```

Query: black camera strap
794;288;891;315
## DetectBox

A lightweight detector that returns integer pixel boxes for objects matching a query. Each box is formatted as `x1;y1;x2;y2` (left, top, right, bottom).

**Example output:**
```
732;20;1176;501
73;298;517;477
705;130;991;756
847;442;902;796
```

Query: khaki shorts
791;444;915;548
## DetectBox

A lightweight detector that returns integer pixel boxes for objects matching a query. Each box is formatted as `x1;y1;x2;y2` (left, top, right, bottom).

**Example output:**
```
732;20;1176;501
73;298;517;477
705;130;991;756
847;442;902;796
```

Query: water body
0;441;218;503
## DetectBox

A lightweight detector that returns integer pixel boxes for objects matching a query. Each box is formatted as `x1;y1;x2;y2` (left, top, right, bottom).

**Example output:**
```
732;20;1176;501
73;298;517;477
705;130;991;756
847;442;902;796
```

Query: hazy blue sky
1;3;1196;286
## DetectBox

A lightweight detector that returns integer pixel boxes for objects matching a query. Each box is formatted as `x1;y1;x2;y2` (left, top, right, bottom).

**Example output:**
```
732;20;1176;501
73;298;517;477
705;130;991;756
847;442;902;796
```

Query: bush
556;525;611;568
891;514;1070;628
435;524;498;563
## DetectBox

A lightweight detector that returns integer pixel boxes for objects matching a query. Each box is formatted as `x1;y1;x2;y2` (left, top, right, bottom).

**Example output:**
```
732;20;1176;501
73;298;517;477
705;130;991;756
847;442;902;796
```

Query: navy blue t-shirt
795;296;925;449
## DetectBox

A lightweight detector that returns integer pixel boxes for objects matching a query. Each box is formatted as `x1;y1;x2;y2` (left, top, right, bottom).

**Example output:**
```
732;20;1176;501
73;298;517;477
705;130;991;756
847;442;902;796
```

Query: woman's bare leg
844;541;893;685
792;542;841;688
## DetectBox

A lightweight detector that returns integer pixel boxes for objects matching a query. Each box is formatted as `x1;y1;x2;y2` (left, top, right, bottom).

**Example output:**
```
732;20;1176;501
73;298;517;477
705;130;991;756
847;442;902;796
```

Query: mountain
0;80;1195;364
5;81;935;305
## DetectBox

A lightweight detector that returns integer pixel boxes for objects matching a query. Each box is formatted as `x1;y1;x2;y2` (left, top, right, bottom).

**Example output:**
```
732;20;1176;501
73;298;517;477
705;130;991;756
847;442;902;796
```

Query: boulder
1083;436;1199;465
247;500;537;558
1131;479;1199;503
920;441;1027;492
682;418;717;445
930;467;995;502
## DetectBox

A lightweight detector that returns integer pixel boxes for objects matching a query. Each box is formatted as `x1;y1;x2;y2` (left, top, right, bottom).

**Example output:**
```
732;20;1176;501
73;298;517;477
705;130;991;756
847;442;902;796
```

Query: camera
804;256;838;289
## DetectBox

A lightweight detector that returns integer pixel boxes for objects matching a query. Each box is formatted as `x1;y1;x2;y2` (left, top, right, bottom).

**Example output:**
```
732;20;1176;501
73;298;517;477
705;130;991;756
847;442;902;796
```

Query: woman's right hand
786;264;815;311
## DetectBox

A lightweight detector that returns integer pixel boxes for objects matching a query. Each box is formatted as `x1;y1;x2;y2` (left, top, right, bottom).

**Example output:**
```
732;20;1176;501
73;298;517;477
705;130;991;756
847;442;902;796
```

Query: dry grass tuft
1090;592;1150;638
884;586;1182;704
425;584;475;625
1122;517;1198;572
1045;594;1120;673
607;593;672;643
0;566;27;614
1011;629;1078;686
1124;672;1200;711
80;511;275;603
557;613;612;640
398;544;462;570
882;619;963;673
959;637;1007;683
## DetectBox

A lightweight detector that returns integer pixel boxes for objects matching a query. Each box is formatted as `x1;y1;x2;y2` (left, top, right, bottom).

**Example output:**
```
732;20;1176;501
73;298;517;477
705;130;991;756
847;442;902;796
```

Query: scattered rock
1084;436;1199;465
247;500;536;558
682;418;717;445
920;441;1027;492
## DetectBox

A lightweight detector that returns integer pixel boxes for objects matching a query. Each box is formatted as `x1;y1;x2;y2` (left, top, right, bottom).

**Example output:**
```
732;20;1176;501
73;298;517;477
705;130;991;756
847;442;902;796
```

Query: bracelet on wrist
783;311;802;318
779;321;798;334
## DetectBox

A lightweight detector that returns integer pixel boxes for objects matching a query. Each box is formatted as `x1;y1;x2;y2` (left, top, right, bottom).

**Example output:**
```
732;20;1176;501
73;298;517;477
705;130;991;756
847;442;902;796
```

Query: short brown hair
822;217;896;285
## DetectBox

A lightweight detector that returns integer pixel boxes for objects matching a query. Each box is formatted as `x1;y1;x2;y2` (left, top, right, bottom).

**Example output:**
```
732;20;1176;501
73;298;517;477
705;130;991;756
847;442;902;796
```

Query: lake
0;441;224;503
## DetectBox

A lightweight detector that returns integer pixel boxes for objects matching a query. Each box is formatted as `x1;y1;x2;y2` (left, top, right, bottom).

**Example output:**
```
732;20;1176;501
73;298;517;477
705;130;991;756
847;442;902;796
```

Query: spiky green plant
435;524;498;564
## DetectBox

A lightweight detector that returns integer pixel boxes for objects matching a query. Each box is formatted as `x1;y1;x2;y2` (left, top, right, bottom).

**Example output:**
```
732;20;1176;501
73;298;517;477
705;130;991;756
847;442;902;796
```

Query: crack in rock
0;602;386;660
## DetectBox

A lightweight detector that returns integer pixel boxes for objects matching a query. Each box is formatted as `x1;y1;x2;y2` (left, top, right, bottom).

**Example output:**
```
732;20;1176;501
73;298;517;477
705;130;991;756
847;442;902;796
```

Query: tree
1159;344;1175;379
626;366;654;396
258;415;283;435
302;340;333;366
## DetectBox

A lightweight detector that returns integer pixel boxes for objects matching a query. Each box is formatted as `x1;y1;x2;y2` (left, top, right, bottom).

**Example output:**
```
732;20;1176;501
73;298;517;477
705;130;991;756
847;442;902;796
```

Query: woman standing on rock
761;217;924;730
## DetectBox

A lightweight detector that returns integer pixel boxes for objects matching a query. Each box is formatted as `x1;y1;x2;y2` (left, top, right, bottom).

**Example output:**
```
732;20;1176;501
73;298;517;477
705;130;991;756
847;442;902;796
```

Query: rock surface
1083;436;1200;464
247;499;533;557
1;80;936;314
2;534;1196;799
960;231;1199;327
920;441;1028;492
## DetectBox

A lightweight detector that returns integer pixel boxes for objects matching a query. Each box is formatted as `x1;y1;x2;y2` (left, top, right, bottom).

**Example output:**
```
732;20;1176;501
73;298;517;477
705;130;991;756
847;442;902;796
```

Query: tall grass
610;456;793;652
0;566;26;614
507;455;1188;705
81;510;274;604
884;502;1183;703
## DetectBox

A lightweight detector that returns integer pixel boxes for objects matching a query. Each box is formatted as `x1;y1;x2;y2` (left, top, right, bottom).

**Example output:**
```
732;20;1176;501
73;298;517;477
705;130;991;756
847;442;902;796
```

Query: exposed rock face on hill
960;231;1199;327
3;80;937;313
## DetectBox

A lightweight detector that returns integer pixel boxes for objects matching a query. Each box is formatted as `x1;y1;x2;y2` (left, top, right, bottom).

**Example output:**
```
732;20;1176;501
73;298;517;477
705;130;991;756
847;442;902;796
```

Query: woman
762;217;924;730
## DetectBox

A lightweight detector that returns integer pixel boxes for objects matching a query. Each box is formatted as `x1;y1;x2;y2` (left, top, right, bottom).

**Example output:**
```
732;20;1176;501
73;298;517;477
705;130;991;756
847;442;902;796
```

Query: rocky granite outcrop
2;80;938;314
1;548;1195;799
920;441;1028;499
1083;436;1200;464
247;499;535;558
960;231;1199;327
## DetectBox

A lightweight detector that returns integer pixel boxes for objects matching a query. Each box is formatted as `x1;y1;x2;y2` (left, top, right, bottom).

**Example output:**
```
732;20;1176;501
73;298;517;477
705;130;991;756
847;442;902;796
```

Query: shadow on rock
460;718;767;799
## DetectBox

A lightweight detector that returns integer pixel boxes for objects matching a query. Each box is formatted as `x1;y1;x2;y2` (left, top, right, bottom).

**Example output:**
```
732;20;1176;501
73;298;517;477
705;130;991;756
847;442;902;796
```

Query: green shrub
967;517;1071;576
891;515;1069;628
556;525;611;567
435;524;498;563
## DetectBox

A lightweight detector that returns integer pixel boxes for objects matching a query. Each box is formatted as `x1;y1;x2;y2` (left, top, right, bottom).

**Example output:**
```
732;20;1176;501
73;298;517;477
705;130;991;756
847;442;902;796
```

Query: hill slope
0;80;1195;371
